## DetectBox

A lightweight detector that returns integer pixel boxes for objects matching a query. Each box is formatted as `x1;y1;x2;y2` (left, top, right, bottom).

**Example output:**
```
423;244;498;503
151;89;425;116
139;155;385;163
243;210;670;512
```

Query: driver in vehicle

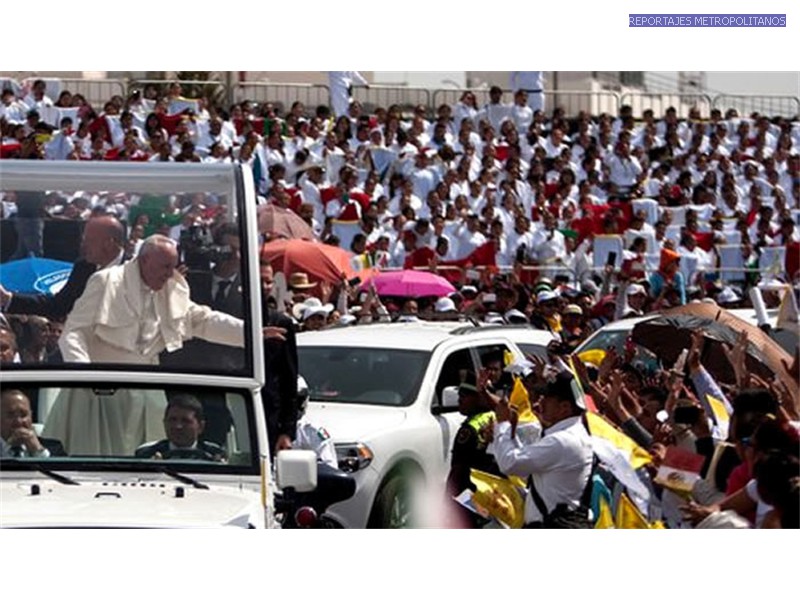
1;389;67;458
135;394;226;461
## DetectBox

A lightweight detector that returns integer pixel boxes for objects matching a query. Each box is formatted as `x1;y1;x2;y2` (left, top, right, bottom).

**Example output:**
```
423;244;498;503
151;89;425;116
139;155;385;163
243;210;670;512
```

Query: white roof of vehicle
477;325;559;346
298;321;478;351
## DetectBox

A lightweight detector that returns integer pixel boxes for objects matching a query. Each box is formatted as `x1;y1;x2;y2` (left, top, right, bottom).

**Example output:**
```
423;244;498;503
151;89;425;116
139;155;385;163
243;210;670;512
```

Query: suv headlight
335;443;374;473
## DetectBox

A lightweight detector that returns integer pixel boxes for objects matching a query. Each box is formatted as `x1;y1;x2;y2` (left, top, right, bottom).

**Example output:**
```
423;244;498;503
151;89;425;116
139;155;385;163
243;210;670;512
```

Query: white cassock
510;71;545;113
52;260;246;456
328;71;368;118
59;260;244;365
41;388;167;456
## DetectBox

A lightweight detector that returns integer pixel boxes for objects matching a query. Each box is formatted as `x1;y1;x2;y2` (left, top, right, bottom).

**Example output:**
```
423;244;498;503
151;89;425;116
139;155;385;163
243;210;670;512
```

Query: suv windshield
299;347;430;407
0;162;254;377
0;384;258;475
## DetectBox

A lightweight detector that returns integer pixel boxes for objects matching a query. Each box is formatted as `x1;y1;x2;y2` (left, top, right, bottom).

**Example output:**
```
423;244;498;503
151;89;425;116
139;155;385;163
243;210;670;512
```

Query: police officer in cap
490;370;594;528
445;370;502;527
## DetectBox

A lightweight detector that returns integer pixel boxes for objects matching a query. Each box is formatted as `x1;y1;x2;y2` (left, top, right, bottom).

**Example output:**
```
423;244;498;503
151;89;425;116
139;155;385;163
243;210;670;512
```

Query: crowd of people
1;77;798;528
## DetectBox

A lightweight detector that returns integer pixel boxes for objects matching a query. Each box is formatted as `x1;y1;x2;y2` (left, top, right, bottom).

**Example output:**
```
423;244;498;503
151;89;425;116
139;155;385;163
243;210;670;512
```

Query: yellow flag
586;412;652;470
705;394;730;428
594;496;615;529
509;376;537;424
577;349;606;368
470;469;526;529
615;492;650;529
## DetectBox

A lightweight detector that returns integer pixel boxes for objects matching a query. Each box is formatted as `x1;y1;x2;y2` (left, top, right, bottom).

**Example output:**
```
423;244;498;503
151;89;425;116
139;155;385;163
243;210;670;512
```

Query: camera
180;226;235;270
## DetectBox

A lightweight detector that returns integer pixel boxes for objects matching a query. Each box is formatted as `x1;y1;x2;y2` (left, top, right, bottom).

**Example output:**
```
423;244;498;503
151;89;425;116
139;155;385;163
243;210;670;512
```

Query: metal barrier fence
549;90;620;117
53;79;127;108
235;84;433;118
712;94;800;118
621;92;714;118
6;76;800;121
352;85;432;115
432;88;509;110
233;83;330;114
128;79;229;104
431;88;621;119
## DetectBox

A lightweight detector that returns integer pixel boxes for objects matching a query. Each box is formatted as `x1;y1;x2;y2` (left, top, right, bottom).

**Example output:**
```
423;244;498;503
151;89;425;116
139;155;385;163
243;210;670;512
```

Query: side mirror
441;386;460;409
276;449;317;493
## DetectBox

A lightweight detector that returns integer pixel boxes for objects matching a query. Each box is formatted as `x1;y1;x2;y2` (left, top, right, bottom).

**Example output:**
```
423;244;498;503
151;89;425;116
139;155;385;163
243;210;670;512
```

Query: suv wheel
368;475;415;529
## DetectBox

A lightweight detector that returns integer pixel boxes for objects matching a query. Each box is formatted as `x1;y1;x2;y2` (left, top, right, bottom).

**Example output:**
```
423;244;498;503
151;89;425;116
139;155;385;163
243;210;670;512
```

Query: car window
581;330;629;354
299;346;430;407
475;344;515;394
475;344;511;367
579;330;660;375
516;343;549;361
0;384;258;474
434;348;474;404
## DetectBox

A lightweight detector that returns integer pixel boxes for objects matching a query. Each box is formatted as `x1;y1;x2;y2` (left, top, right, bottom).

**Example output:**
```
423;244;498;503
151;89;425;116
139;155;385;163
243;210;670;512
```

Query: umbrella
631;303;798;400
366;270;456;298
0;257;73;295
261;239;360;285
257;204;314;240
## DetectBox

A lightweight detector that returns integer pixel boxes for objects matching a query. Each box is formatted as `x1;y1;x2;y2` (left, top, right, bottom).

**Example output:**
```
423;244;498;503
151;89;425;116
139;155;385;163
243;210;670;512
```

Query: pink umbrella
367;270;456;298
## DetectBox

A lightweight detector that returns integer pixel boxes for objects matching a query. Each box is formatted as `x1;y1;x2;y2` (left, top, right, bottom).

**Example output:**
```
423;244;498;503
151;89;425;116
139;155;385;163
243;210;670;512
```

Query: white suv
298;320;554;528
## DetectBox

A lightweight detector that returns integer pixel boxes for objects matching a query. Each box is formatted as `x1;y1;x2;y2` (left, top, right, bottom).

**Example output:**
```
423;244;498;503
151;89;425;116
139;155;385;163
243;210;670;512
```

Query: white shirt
511;104;533;133
299;179;324;225
507;229;534;260
510;71;544;92
328;71;368;118
44;130;75;161
475;103;511;132
493;415;593;524
0;99;28;124
456;226;487;259
745;478;774;529
22;94;54;111
411;167;439;204
452;102;477;130
539;136;568;159
295;415;338;469
606;154;643;188
530;227;566;264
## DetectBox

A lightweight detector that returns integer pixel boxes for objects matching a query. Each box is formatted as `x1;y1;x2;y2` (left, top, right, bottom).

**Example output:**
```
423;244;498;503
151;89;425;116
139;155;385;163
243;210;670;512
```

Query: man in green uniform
445;370;501;527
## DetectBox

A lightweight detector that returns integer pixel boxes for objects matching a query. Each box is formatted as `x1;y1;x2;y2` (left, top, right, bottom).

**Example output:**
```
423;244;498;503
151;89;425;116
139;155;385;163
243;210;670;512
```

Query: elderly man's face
140;243;178;291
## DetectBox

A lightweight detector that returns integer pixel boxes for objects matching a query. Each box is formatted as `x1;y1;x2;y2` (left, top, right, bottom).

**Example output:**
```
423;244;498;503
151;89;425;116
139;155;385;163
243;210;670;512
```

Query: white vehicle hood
306;403;407;443
0;480;264;528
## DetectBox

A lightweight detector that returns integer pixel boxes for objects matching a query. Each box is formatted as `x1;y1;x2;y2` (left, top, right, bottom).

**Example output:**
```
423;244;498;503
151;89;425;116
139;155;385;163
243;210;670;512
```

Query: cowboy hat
291;297;333;321
288;272;318;290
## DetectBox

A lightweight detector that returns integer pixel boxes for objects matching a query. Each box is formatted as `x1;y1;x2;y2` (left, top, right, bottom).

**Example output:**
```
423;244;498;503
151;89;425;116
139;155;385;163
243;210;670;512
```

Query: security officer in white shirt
491;370;594;528
293;376;337;469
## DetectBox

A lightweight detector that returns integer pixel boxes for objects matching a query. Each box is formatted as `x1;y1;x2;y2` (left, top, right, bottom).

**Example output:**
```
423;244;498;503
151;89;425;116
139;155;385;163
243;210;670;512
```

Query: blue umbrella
0;257;74;295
